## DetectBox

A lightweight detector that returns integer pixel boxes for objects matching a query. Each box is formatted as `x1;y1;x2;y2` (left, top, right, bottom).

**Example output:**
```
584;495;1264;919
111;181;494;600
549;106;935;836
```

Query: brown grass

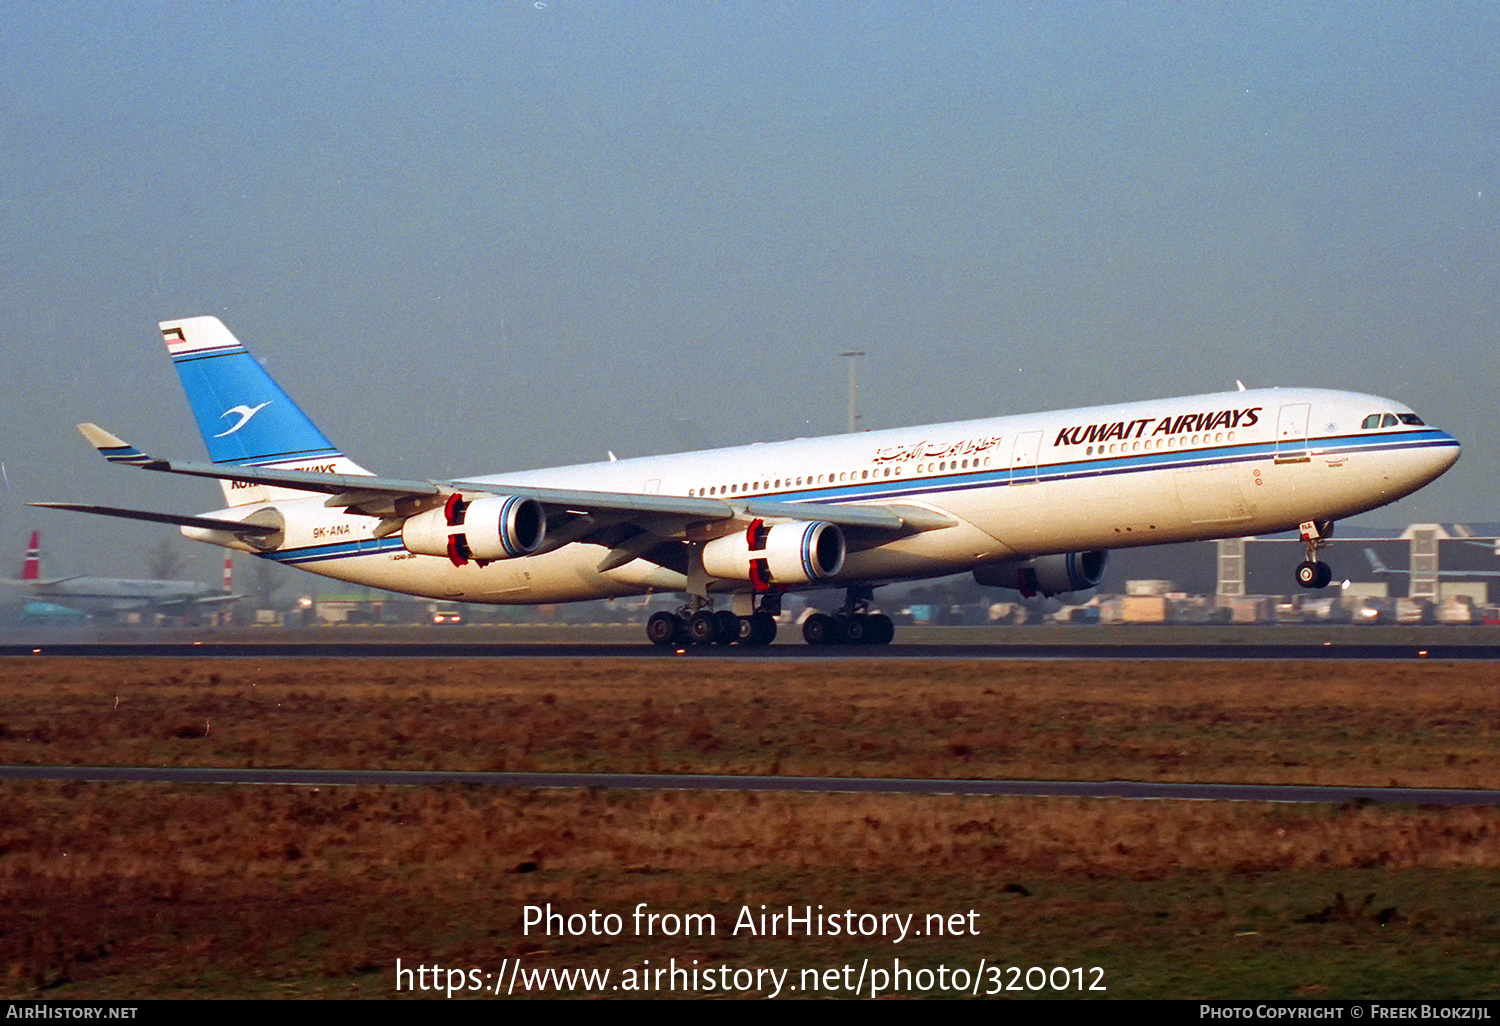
0;658;1495;787
1;657;1498;998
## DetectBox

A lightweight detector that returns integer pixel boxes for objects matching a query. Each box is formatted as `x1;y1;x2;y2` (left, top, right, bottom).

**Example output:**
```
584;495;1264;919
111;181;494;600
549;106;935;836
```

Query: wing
30;502;284;537
57;424;956;570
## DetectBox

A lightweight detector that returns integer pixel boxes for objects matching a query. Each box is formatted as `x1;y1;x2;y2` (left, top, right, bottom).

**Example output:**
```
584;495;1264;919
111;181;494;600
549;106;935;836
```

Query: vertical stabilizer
159;317;372;505
22;531;41;581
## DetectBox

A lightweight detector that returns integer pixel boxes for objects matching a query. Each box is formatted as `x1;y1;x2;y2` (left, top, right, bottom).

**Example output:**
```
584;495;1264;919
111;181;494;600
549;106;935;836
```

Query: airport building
1099;522;1500;624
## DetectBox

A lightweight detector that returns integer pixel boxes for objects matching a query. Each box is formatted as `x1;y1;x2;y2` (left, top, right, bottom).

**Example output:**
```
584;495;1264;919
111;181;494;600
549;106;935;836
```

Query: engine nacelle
973;550;1108;598
702;519;845;587
402;493;547;566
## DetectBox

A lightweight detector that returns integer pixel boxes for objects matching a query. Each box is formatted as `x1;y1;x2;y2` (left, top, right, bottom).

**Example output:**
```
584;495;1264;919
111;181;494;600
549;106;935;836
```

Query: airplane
1364;548;1500;578
35;316;1460;646
6;529;239;618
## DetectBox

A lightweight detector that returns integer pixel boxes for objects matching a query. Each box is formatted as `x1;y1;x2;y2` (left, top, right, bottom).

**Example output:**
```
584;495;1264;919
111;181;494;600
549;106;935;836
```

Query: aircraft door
1275;404;1311;463
1011;431;1043;484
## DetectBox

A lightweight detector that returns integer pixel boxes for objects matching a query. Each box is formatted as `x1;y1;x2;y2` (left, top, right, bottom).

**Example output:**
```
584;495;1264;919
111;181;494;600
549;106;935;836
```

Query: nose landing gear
1295;520;1335;589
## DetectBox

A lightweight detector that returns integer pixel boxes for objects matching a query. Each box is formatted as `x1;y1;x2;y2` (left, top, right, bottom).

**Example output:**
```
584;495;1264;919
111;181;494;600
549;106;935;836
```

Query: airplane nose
1420;430;1461;481
1436;431;1460;468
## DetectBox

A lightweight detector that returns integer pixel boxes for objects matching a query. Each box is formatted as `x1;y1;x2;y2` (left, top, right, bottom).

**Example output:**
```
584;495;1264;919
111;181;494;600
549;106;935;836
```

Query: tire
646;611;679;646
687;611;717;645
1296;561;1320;589
867;613;895;645
713;610;740;645
747;612;777;646
841;614;868;644
802;613;835;646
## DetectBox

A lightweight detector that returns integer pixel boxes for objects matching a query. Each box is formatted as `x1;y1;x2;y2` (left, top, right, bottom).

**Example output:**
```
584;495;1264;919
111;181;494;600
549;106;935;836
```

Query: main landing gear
1295;519;1335;590
646;603;778;648
643;587;898;648
801;586;895;646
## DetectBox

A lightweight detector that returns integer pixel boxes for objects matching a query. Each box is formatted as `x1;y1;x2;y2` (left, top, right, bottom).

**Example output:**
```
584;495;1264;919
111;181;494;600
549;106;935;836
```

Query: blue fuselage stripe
258;430;1457;566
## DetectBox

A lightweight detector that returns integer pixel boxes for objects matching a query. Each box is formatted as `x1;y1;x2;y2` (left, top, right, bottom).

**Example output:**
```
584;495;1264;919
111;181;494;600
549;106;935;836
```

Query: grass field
2;657;1498;999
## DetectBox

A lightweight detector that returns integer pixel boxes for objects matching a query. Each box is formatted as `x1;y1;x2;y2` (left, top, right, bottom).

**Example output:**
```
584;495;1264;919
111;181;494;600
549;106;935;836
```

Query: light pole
838;350;865;433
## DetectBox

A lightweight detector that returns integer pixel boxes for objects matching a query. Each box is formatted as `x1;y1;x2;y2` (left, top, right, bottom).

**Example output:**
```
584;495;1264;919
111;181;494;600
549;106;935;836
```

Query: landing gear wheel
802;613;836;646
739;612;777;646
754;612;778;646
646;611;679;646
713;610;740;645
687;611;717;645
867;613;895;645
1296;561;1333;589
841;614;869;644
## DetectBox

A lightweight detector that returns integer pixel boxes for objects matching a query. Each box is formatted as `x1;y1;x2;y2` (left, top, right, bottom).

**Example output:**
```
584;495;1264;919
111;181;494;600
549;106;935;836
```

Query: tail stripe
98;443;157;467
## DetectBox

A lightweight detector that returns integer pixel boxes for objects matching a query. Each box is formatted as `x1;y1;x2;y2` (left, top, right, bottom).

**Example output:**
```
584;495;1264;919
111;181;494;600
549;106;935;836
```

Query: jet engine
402;493;547;567
702;518;845;588
973;550;1108;597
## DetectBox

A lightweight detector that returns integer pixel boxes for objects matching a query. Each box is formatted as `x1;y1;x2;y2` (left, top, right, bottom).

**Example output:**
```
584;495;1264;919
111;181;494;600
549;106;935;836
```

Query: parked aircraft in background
6;530;237;618
37;317;1459;646
1364;548;1500;579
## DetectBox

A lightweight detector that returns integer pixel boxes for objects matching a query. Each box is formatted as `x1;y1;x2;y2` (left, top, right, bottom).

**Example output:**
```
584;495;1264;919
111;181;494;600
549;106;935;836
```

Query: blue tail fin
160;316;370;504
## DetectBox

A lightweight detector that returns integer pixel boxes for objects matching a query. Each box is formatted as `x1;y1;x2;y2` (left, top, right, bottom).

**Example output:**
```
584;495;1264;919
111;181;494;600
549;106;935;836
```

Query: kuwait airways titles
1053;405;1263;448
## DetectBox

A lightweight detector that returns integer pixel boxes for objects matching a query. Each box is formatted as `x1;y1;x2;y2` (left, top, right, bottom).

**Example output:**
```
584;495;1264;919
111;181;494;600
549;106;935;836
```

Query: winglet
77;423;168;469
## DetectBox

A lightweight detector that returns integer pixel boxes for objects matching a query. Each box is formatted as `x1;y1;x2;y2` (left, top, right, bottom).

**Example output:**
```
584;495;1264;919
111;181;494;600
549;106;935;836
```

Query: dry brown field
2;656;1498;999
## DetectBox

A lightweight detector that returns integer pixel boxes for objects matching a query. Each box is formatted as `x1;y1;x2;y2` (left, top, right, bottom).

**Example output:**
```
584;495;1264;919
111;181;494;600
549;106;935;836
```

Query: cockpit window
1363;412;1426;429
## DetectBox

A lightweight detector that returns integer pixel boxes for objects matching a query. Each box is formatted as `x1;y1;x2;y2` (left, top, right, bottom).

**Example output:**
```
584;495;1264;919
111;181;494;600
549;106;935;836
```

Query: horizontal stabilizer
77;422;166;468
76;423;439;500
29;502;282;536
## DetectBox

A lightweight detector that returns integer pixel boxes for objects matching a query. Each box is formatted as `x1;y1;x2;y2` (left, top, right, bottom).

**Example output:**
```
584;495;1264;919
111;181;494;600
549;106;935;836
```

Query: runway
6;621;1500;659
4;639;1500;659
5;764;1497;806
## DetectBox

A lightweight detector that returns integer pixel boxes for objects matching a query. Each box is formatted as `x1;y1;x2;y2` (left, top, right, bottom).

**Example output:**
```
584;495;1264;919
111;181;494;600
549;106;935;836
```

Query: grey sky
2;1;1495;581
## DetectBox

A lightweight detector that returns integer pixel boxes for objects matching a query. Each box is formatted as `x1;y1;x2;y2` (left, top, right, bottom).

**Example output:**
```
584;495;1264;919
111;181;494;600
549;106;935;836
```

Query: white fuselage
185;387;1460;604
